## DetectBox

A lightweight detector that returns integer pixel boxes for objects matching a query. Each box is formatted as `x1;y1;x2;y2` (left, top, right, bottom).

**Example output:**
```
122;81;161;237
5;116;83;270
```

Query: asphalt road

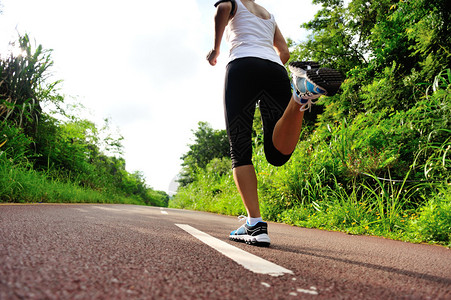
0;204;450;299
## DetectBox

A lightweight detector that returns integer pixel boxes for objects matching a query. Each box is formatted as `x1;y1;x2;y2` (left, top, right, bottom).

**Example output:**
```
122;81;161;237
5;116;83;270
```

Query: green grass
0;158;146;205
170;84;451;248
170;165;245;216
171;171;450;247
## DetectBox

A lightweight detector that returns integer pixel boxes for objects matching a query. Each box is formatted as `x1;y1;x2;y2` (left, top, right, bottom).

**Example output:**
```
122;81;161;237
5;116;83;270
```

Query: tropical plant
0;34;62;136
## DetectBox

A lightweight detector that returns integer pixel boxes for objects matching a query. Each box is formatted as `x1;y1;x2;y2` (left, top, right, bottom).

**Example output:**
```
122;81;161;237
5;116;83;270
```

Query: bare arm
207;3;233;66
273;25;290;65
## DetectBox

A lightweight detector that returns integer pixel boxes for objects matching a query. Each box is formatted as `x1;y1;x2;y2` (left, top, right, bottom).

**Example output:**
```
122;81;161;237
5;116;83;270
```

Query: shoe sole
289;62;344;96
305;68;344;96
229;233;271;247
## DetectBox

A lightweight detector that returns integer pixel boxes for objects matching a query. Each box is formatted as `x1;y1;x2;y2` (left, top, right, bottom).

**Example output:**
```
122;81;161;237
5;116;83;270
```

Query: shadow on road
269;244;451;285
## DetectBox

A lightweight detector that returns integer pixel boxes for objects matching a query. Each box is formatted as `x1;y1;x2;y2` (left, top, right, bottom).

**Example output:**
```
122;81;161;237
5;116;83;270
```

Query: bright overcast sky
0;0;319;193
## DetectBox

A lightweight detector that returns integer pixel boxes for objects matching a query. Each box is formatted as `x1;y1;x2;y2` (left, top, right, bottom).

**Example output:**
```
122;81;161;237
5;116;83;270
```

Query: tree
179;122;229;186
291;0;450;117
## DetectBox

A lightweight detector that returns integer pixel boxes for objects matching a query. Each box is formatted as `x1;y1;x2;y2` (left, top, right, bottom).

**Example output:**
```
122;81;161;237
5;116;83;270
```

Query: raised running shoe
230;220;270;247
289;61;344;111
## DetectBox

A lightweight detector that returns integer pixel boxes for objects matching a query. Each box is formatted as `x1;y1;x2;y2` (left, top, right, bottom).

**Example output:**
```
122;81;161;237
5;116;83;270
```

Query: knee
264;145;292;167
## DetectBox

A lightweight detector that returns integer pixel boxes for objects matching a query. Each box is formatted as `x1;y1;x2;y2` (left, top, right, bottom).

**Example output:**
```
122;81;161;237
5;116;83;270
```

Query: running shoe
229;220;270;247
289;61;344;111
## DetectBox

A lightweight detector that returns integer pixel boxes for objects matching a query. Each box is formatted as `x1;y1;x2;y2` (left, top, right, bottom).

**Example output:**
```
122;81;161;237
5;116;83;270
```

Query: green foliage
171;157;244;215
0;156;140;204
0;121;33;162
409;188;451;246
179;121;229;186
172;97;450;244
172;0;451;246
0;34;62;137
291;0;450;119
361;171;419;232
172;0;451;243
0;33;167;206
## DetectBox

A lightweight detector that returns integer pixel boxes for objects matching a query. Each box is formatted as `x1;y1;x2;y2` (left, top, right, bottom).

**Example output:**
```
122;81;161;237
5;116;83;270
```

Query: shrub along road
0;204;450;299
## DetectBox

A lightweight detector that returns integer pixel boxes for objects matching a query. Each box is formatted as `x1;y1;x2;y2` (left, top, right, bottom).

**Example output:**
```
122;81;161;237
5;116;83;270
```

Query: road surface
0;204;450;299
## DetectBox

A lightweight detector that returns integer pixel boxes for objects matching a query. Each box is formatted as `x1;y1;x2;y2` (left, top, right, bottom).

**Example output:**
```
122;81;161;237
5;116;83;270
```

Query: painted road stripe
297;287;318;295
176;224;293;277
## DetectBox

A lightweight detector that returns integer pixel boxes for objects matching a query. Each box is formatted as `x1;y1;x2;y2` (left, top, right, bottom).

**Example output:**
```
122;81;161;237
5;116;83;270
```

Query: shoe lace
237;215;247;222
299;98;318;112
292;83;318;112
232;215;247;232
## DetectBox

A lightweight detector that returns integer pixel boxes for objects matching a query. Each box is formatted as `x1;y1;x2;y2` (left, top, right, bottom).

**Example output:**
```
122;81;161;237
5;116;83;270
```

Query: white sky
0;0;319;193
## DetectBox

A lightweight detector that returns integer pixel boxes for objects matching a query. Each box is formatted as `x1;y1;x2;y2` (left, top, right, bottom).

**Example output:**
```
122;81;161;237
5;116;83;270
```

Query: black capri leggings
224;57;293;168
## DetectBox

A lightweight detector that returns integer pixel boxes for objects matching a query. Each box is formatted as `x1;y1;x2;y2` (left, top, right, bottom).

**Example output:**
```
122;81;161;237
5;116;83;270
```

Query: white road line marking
297;287;319;295
161;210;168;215
176;224;293;277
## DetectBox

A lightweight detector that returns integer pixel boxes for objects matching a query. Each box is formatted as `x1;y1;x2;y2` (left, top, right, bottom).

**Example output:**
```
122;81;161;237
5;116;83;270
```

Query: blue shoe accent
294;76;326;98
305;80;326;94
288;61;344;111
290;69;326;111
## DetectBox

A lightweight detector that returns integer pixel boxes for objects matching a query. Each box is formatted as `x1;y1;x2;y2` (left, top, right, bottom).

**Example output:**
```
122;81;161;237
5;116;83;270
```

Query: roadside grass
0;36;168;207
0;158;146;205
170;161;245;216
170;82;451;248
171;169;450;247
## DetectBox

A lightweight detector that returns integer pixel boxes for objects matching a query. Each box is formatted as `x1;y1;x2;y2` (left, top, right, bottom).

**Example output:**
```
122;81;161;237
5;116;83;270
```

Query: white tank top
225;0;282;66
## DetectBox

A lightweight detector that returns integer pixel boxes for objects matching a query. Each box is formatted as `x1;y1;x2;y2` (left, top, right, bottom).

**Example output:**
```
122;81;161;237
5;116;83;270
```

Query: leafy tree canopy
291;0;450;117
179;122;229;186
